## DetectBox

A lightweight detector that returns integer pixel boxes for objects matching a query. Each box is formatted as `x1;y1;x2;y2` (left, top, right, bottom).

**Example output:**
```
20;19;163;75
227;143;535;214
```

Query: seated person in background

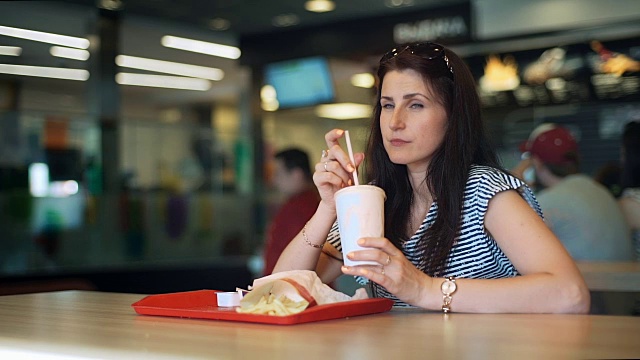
274;42;589;313
518;123;633;261
262;148;320;275
618;121;640;261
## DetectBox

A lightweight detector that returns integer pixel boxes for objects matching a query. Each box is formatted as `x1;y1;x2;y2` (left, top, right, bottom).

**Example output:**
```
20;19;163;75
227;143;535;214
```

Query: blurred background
1;0;639;295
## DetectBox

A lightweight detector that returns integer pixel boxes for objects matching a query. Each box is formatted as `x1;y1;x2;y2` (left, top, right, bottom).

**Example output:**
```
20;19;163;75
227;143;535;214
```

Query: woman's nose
388;109;405;130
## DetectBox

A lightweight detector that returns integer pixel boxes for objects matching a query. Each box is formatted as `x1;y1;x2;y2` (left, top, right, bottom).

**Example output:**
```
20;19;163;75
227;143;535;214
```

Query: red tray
132;290;394;325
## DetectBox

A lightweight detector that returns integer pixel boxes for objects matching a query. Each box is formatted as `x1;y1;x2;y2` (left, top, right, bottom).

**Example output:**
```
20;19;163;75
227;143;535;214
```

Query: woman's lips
389;138;409;146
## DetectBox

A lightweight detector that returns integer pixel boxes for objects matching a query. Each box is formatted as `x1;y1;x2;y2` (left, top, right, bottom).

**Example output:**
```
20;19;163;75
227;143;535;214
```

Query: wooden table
0;291;639;359
577;261;640;292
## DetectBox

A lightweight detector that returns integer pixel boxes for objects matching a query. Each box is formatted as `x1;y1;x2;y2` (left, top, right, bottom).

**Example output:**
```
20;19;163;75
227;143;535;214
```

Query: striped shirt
327;165;542;307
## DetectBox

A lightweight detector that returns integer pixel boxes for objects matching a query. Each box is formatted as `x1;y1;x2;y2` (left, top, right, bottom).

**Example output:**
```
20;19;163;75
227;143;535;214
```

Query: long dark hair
621;121;640;189
365;42;502;276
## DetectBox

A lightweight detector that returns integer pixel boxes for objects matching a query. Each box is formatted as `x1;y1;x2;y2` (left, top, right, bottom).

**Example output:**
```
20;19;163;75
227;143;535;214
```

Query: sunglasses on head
380;42;454;76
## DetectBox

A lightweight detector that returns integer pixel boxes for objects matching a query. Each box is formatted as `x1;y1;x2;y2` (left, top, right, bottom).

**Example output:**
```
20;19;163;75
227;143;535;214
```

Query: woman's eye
409;103;424;109
381;103;394;109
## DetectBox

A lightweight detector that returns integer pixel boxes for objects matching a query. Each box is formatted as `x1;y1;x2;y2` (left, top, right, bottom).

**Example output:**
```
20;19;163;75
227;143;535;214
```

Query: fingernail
341;266;350;272
348;179;352;186
336;130;344;136
347;252;354;259
347;164;355;172
357;238;365;245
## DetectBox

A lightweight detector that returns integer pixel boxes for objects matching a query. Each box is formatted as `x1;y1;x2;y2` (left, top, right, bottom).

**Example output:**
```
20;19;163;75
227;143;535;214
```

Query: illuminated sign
394;16;468;44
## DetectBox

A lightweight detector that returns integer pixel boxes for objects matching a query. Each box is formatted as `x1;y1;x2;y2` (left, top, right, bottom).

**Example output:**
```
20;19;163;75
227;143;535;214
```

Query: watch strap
441;276;456;313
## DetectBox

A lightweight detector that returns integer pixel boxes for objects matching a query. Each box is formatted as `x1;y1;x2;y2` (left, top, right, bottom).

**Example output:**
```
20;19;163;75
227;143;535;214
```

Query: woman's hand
313;129;365;210
340;236;434;307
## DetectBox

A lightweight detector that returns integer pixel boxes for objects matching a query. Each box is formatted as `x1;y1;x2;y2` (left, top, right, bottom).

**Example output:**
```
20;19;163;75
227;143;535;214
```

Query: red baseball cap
520;124;578;165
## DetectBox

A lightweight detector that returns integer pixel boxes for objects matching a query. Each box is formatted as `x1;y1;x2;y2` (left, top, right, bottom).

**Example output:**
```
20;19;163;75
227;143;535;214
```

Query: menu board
469;40;640;109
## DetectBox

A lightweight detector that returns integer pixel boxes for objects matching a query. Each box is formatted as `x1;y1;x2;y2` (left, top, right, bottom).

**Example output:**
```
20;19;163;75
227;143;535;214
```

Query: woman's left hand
340;237;434;307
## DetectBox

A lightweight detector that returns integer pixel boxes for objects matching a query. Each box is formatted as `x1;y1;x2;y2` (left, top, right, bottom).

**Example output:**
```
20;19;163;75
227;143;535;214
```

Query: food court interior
1;0;639;311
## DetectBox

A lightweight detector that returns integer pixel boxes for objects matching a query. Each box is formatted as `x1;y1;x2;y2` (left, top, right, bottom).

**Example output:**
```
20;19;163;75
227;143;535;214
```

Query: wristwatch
440;276;457;313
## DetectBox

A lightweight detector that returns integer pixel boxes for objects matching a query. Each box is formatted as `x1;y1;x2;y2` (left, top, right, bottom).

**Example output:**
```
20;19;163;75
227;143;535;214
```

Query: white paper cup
335;185;386;266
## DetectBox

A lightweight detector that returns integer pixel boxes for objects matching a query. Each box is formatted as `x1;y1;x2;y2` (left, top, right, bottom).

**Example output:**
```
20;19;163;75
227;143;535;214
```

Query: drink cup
335;185;386;266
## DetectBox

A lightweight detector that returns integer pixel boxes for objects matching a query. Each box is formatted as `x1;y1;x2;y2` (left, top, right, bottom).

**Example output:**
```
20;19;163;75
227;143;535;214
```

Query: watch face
441;280;457;295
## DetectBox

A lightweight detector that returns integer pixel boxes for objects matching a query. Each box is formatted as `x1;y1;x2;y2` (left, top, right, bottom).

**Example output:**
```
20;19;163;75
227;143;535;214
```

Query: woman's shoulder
468;164;503;177
467;165;524;189
466;164;542;216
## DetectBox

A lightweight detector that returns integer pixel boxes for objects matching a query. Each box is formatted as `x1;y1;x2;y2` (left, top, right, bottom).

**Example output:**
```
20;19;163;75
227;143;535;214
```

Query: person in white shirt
518;123;633;261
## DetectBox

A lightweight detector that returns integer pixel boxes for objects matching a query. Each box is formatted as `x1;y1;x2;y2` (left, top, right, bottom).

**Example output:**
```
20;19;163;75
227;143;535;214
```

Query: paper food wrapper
237;270;368;316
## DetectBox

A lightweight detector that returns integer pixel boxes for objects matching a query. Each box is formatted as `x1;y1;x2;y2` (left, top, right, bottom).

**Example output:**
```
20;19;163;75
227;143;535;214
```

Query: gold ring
324;161;329;172
385;254;391;265
321;149;328;158
381;266;385;276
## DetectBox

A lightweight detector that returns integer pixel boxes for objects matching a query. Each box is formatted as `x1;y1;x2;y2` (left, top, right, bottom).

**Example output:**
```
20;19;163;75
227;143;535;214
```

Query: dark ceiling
62;0;468;37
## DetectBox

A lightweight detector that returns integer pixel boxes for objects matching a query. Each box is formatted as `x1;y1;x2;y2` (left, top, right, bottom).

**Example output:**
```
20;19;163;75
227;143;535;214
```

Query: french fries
236;293;309;316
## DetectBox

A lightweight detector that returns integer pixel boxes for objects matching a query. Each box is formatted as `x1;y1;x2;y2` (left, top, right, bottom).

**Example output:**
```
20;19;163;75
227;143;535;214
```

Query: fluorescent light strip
161;35;241;60
0;25;89;49
0;64;89;81
0;46;22;56
50;46;90;61
116;55;223;81
305;0;336;13
315;103;372;120
116;73;211;91
351;73;375;88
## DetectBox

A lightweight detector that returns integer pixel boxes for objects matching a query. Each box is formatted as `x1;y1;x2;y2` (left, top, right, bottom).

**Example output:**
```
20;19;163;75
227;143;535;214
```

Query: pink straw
344;130;360;186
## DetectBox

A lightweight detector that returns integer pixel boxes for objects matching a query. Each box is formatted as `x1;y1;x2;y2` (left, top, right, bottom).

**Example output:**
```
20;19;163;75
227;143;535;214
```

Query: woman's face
379;69;448;172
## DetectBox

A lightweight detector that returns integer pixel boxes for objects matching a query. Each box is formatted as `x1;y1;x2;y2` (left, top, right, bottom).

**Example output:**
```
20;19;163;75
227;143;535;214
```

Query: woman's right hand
313;129;365;211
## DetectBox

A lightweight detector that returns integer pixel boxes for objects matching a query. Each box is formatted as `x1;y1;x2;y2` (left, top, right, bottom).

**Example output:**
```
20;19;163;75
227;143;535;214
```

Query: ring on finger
381;265;385;276
321;149;329;158
324;161;329;172
385;254;391;265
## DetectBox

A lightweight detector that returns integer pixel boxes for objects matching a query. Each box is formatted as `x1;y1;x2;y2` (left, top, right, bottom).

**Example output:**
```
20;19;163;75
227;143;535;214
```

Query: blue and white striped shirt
327;165;542;307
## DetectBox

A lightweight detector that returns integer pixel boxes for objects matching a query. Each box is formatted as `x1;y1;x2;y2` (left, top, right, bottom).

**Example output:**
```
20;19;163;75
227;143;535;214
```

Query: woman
274;42;590;313
619;121;640;261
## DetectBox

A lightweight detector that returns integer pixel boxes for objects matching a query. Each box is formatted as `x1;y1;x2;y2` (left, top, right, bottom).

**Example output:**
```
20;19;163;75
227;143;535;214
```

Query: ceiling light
0;25;89;49
0;64;89;81
261;99;279;112
384;0;415;8
351;73;375;88
315;103;372;120
98;0;123;11
260;85;277;101
272;14;300;27
305;0;336;13
161;35;240;60
208;18;231;31
0;46;22;56
116;55;223;81
115;73;211;91
50;46;90;61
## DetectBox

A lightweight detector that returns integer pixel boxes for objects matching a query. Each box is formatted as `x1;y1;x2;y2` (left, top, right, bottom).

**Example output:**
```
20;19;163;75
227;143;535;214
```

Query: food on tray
236;270;368;316
236;293;310;315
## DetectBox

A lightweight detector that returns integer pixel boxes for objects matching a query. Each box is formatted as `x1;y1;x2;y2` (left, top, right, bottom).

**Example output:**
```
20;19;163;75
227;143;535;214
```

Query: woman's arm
440;190;590;313
273;129;364;284
342;189;590;313
272;202;343;284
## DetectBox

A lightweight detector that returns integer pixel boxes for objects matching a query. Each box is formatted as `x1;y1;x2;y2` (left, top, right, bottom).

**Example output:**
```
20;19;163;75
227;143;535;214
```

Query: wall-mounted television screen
264;56;335;109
